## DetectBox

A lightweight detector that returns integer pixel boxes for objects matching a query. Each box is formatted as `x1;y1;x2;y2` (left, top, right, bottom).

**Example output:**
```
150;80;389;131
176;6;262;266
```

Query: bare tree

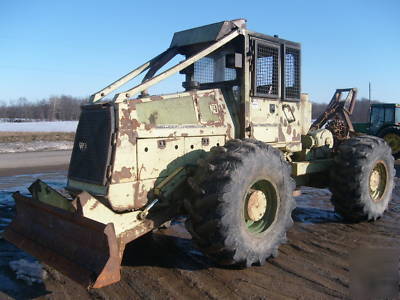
0;95;383;123
311;98;382;123
0;96;88;121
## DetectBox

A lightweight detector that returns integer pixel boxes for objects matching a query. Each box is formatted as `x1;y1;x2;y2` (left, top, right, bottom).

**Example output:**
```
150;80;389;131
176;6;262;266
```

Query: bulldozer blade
3;192;122;288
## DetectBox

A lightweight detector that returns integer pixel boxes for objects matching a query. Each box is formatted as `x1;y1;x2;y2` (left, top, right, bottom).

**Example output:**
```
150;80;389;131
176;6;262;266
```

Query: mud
0;172;399;299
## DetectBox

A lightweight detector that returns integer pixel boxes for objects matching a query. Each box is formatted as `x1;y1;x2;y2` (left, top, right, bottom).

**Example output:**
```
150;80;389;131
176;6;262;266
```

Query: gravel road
0;151;71;176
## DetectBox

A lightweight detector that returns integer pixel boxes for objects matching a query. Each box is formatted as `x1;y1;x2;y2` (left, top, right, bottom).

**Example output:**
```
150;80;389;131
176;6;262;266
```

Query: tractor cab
369;103;400;135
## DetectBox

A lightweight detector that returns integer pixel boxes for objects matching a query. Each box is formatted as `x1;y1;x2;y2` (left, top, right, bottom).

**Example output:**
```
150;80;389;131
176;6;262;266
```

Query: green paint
136;97;197;125
30;180;75;212
67;179;108;195
244;180;278;234
222;88;240;138
198;96;220;123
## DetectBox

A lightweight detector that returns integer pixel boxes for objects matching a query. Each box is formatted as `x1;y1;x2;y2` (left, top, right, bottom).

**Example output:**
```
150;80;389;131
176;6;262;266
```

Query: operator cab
370;104;400;134
174;21;301;101
108;19;306;144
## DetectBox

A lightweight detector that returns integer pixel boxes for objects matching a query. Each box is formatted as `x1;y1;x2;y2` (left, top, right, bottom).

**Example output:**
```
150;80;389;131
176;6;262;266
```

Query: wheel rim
383;133;400;155
243;180;279;234
369;161;388;202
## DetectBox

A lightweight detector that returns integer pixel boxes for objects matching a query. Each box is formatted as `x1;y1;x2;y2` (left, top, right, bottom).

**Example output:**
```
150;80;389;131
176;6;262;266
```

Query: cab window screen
194;56;237;84
224;68;236;81
194;57;215;83
255;43;279;96
285;47;300;99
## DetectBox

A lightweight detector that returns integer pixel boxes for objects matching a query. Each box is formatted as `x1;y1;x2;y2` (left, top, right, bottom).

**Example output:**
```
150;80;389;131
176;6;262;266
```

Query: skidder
5;19;394;288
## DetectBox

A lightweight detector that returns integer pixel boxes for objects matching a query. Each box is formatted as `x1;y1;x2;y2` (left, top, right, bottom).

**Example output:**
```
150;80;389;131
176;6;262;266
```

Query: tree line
0;95;379;122
0;96;88;121
312;97;379;123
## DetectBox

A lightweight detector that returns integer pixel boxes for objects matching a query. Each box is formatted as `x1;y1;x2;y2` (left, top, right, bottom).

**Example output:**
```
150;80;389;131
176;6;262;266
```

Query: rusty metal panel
137;138;185;180
102;88;234;211
184;136;225;152
136;96;198;125
107;179;157;211
279;101;302;143
4;192;121;289
300;93;312;135
183;136;225;164
111;89;233;141
111;101;139;185
198;95;221;124
250;98;279;142
249;96;307;150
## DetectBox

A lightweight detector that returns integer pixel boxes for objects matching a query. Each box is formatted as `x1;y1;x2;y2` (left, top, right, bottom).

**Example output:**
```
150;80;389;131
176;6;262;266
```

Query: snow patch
9;259;47;285
0;121;78;132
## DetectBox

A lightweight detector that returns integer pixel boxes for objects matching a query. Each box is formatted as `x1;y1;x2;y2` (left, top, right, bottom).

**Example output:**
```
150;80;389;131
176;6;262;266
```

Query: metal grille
68;104;114;185
194;57;215;83
256;44;279;96
285;47;300;99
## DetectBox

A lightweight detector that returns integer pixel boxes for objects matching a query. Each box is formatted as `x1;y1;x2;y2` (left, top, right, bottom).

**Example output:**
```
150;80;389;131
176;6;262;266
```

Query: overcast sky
0;0;399;103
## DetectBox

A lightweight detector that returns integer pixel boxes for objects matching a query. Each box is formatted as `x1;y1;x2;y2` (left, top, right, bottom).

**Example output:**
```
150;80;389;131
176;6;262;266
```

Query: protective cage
68;103;115;185
253;40;280;98
252;39;301;101
284;46;301;100
193;56;238;84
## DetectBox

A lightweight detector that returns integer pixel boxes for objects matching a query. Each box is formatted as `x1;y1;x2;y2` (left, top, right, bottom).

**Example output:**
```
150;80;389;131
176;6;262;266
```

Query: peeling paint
94;89;233;211
287;125;292;135
278;124;285;142
113;167;133;184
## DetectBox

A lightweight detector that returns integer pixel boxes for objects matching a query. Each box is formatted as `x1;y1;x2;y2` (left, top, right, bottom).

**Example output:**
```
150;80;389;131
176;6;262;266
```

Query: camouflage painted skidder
4;19;395;288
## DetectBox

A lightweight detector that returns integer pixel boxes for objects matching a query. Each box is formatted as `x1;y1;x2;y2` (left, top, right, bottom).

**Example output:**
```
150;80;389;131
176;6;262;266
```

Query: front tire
330;136;395;221
185;139;296;267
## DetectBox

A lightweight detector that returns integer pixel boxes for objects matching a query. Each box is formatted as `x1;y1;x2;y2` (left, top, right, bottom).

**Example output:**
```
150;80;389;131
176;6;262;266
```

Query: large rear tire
329;136;395;221
185;139;296;267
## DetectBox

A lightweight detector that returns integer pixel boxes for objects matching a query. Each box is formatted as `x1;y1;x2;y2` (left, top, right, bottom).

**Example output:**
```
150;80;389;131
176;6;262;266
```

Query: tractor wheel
185;139;296;267
330;136;395;221
378;126;400;159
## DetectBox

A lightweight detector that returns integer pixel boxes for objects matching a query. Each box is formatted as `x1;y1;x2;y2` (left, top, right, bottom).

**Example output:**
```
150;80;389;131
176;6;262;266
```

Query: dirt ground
0;132;74;143
3;177;399;299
